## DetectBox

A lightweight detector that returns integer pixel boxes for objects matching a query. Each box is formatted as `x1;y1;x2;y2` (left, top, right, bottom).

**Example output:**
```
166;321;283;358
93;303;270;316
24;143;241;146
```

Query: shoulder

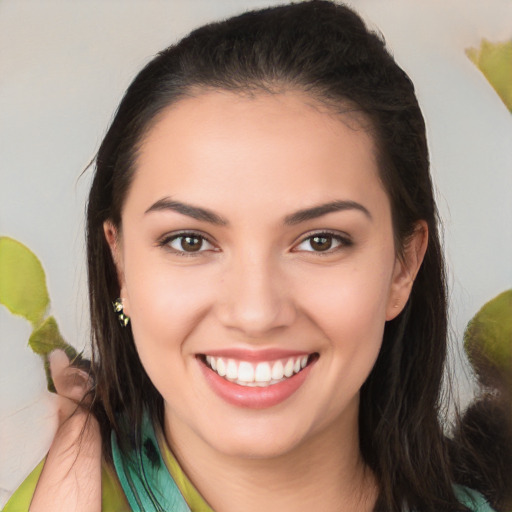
2;458;129;511
454;485;497;512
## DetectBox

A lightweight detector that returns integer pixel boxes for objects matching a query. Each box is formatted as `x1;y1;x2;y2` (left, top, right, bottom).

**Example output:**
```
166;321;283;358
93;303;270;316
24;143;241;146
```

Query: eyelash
158;231;217;257
293;230;353;254
157;230;352;257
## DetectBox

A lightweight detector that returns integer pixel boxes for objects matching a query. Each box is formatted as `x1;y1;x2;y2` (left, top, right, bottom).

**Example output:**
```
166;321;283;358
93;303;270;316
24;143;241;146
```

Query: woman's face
107;91;422;460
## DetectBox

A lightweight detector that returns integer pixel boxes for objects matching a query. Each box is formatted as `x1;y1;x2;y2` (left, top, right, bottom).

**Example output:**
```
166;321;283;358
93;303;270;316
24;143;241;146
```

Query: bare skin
168;388;378;512
30;91;427;512
106;90;427;512
30;350;101;512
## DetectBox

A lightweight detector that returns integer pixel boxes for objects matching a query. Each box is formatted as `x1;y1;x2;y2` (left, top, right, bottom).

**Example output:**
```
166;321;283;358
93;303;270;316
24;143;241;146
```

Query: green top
2;415;213;512
2;458;130;511
2;414;495;512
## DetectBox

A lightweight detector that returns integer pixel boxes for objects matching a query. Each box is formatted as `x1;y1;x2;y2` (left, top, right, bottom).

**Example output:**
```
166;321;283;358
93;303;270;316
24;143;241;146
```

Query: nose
216;251;296;338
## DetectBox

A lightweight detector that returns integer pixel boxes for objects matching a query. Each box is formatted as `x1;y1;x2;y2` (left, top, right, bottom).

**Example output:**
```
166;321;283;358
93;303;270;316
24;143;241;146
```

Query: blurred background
1;0;511;506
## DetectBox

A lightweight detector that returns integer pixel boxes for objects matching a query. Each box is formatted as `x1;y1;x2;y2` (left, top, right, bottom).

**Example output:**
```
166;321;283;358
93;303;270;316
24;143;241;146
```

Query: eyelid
157;229;352;255
158;230;219;255
292;229;353;253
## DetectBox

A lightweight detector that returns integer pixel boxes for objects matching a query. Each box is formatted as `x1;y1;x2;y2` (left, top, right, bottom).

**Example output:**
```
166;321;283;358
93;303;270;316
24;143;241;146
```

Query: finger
48;349;92;403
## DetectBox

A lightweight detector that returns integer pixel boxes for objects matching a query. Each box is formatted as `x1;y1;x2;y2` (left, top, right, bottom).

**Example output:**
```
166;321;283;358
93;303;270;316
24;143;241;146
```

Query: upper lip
198;348;314;362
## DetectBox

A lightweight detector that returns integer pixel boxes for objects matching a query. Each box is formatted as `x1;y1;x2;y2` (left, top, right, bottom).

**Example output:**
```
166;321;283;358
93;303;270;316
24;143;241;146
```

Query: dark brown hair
86;2;475;509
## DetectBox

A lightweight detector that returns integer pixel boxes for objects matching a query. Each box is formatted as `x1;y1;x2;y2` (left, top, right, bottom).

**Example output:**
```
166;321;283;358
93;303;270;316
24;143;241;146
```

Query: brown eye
181;235;202;252
167;233;214;253
310;235;333;251
295;232;350;253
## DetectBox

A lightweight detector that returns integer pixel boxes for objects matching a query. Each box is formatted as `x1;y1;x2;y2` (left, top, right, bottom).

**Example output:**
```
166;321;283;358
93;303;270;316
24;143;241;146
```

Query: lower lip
199;358;315;409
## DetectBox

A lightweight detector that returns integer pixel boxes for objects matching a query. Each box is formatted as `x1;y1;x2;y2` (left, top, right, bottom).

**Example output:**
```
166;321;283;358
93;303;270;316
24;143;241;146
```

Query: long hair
86;2;468;509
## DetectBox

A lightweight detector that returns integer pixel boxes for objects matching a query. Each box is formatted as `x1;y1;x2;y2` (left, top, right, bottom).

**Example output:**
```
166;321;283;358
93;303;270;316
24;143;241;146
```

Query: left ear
386;220;428;321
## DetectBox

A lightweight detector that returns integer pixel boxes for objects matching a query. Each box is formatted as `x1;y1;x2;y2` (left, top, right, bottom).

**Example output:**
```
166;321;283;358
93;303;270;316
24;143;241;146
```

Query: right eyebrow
284;200;372;225
144;197;229;226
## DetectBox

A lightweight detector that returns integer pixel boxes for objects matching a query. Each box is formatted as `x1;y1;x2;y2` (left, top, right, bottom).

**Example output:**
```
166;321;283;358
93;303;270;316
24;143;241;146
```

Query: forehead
128;90;387;217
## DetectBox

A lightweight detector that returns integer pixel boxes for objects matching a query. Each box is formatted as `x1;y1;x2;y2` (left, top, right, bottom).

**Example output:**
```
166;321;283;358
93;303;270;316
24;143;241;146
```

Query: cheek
123;261;219;407
310;263;391;320
123;252;216;352
289;263;392;429
300;259;393;356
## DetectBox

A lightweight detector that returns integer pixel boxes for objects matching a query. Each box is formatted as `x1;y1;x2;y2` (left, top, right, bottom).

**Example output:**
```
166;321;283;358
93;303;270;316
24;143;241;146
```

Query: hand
30;350;101;512
48;349;93;424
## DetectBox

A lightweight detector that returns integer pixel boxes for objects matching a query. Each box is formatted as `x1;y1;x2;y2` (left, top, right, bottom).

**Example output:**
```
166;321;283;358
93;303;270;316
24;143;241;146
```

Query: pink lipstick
198;351;317;409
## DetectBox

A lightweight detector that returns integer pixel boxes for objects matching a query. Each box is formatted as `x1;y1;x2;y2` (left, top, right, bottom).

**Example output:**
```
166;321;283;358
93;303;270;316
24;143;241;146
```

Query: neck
164;403;378;512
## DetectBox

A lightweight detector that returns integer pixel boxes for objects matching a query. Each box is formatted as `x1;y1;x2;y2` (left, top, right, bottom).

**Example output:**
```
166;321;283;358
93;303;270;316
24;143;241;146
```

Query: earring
112;298;130;327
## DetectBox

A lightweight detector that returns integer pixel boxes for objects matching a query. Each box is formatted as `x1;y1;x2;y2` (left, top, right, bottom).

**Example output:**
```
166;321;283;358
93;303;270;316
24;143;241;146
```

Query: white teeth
226;359;238;379
238;362;254;382
271;360;284;380
255;362;271;382
284;358;294;377
204;354;311;386
216;358;226;377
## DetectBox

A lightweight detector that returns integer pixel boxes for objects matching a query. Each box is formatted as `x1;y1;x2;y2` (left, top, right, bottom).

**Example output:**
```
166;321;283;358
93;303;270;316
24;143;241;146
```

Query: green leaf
28;316;68;356
0;236;50;327
464;289;512;390
466;38;512;113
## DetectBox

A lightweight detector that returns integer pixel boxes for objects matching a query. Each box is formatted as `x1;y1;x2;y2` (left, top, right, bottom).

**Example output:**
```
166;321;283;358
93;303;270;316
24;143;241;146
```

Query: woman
4;1;502;511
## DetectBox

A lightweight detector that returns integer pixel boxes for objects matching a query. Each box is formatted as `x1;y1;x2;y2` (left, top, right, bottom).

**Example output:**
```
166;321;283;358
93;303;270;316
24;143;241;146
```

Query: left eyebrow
144;197;229;226
284;200;372;225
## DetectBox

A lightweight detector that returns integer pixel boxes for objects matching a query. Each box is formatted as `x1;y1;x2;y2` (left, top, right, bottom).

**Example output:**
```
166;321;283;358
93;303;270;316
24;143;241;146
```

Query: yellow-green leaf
466;38;512;113
28;316;67;356
464;289;512;390
0;236;50;327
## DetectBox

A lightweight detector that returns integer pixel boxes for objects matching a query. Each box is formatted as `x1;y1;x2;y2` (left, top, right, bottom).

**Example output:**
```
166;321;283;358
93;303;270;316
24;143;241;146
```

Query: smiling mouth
199;353;318;387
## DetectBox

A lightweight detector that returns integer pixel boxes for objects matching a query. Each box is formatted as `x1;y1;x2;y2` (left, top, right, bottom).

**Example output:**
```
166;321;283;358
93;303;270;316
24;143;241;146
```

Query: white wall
1;0;511;504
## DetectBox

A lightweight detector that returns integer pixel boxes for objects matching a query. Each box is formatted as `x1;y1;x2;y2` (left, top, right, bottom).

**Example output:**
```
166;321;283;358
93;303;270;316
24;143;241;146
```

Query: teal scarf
111;413;191;512
111;413;495;512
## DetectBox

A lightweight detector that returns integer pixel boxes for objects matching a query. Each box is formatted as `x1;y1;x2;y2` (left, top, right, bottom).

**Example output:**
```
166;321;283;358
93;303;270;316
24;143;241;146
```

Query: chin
199;415;316;460
211;436;303;460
